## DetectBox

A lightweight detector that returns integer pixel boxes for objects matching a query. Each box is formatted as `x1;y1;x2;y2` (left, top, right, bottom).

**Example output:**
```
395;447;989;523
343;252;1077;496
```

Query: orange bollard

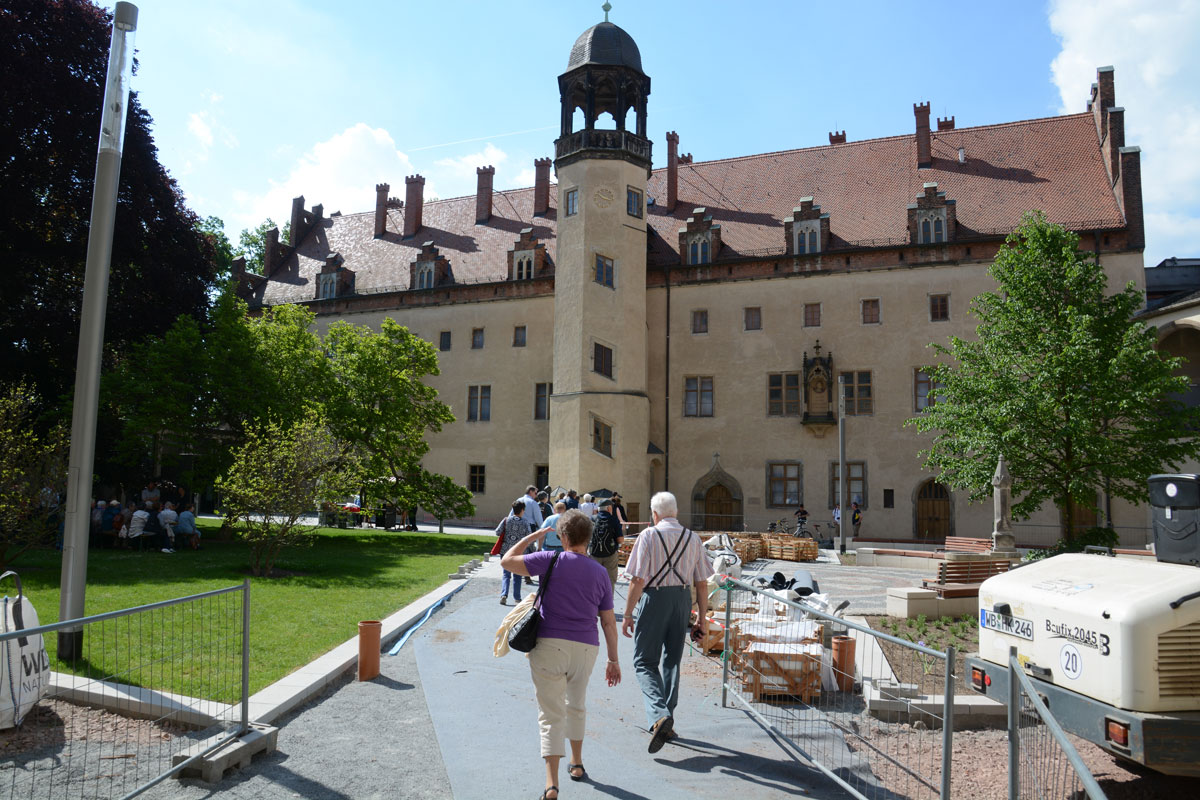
831;635;856;692
358;620;381;681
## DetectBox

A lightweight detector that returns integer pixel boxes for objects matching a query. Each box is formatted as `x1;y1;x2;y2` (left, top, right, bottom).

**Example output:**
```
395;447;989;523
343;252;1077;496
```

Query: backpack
588;511;620;558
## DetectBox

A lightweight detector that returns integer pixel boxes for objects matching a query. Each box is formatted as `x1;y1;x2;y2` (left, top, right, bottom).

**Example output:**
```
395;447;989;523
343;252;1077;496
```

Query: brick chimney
289;196;305;246
828;131;846;145
475;166;495;224
533;158;551;216
914;102;932;168
1092;66;1115;145
937;116;955;131
403;174;425;238
263;226;279;275
1116;146;1144;249
374;183;390;238
666;131;680;212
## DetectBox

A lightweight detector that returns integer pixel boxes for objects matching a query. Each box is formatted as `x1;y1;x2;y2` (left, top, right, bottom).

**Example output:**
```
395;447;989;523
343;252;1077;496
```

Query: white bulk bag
1;571;50;729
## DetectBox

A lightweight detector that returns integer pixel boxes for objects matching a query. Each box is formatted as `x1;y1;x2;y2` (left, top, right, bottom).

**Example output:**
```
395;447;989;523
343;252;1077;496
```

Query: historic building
240;18;1146;544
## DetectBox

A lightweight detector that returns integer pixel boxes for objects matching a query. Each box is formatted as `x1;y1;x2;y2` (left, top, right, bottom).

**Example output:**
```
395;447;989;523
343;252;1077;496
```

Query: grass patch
11;520;493;696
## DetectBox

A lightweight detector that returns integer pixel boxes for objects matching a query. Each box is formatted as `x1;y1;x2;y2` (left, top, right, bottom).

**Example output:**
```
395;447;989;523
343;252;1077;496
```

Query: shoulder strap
645;527;689;587
532;552;561;609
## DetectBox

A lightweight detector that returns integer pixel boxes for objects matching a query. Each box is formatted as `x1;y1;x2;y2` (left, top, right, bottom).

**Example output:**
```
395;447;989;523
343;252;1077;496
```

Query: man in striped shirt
621;491;713;752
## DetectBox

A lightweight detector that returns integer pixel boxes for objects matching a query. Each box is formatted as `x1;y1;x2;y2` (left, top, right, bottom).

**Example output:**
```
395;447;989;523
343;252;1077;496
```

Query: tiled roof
260;112;1126;306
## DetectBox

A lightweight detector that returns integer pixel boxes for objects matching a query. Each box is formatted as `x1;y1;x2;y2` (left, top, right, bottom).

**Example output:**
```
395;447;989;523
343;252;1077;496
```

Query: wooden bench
942;536;993;554
921;559;1010;598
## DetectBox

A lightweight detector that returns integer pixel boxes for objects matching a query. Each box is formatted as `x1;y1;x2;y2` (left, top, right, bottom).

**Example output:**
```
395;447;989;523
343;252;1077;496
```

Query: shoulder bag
507;552;560;653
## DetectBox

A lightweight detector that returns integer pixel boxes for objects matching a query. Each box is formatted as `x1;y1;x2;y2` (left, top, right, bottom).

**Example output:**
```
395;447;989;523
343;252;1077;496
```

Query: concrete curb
247;559;497;725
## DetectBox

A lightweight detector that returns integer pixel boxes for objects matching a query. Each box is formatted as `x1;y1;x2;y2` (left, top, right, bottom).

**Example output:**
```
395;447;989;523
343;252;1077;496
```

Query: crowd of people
497;489;712;800
89;480;200;554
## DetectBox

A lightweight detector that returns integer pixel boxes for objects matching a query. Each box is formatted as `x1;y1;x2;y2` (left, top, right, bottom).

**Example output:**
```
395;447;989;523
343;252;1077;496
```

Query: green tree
237;218;290;274
907;212;1200;539
217;410;361;577
0;385;69;569
0;0;222;412
198;216;236;281
323;318;470;520
411;471;476;533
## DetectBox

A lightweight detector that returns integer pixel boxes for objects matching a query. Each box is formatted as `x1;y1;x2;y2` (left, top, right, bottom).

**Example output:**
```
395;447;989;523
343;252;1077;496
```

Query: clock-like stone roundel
593;187;614;209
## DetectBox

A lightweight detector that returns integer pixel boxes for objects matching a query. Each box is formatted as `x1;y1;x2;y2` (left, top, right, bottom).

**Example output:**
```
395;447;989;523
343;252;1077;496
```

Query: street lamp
58;2;138;661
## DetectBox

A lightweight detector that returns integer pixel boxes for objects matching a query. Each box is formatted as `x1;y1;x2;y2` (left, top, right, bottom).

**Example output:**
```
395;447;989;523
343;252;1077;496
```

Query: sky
106;0;1199;268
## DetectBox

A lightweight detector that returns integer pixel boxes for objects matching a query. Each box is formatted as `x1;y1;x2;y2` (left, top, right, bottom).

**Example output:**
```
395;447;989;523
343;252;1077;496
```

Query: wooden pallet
766;539;819;562
739;642;822;703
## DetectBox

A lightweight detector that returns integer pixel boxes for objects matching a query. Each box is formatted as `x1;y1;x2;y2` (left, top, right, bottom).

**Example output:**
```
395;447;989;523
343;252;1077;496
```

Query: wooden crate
739;642;823;703
766;538;819;562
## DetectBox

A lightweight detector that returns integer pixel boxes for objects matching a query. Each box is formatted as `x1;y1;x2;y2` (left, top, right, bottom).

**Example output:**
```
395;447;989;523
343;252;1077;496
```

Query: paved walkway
146;558;928;799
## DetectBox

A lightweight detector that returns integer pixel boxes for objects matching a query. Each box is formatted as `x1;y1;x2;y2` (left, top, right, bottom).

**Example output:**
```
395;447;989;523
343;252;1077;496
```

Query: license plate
980;609;1034;640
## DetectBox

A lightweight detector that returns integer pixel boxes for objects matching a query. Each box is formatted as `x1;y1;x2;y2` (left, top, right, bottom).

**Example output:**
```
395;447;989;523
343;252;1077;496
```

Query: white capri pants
528;637;599;757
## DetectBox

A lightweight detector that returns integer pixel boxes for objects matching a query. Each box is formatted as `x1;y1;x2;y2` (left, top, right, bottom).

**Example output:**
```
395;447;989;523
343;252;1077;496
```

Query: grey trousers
632;585;691;729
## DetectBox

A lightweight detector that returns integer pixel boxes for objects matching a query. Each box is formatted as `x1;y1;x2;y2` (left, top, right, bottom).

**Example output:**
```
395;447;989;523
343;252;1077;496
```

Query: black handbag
508;552;560;653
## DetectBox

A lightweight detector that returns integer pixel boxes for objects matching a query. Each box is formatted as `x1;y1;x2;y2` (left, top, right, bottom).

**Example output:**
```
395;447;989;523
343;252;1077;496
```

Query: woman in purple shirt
501;509;621;800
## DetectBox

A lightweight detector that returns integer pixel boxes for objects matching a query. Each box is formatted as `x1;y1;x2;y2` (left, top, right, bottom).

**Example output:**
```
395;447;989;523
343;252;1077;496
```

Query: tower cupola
555;7;652;173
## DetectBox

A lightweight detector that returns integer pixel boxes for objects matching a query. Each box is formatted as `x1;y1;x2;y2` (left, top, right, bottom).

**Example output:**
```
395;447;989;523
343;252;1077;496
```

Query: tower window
534;382;552;420
627;187;642;218
592;417;613;457
565;188;578;217
595;254;614;288
594;342;614;379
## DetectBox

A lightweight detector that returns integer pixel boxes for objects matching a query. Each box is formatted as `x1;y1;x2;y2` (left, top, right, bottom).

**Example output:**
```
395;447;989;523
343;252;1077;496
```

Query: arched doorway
915;480;951;540
690;453;744;531
704;484;738;531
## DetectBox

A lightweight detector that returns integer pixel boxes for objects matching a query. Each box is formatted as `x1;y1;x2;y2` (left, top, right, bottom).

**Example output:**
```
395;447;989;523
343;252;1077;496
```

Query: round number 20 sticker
1060;644;1083;681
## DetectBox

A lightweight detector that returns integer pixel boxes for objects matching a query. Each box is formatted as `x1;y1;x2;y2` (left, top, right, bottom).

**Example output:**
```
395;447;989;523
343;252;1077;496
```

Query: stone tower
549;17;652;502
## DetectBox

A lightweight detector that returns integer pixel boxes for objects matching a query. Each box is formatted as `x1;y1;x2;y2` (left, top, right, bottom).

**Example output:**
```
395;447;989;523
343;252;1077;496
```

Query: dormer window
513;250;536;281
918;209;947;244
416;263;435;289
678;207;722;266
687;234;710;265
908;183;956;245
318;273;337;299
794;220;821;254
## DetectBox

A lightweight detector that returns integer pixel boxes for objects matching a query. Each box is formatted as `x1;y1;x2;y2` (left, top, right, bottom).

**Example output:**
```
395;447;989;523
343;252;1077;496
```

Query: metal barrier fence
717;577;954;800
1;581;250;799
1007;651;1106;800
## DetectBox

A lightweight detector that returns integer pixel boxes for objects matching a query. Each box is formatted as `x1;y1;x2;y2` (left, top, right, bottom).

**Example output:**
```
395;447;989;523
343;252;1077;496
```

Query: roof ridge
650;112;1096;175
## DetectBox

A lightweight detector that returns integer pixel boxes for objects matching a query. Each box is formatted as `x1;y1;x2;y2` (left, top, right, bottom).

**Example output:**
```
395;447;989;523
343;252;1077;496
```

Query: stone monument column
991;455;1018;556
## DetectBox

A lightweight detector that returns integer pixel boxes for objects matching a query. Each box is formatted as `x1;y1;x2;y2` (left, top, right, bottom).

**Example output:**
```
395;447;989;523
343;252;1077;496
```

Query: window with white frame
794;220;821;254
918;209;947;244
415;263;435;290
565;188;578;216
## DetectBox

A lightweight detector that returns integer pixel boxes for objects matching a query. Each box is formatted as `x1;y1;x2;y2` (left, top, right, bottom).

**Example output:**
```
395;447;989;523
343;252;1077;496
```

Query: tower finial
602;1;611;22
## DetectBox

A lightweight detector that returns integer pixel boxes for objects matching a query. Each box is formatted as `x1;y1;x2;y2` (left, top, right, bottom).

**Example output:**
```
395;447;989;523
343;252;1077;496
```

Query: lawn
10;519;494;696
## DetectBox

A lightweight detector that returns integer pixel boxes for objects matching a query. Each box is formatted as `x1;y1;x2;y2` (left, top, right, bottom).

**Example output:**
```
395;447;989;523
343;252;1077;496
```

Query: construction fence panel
1;581;250;799
716;577;955;800
1008;653;1106;800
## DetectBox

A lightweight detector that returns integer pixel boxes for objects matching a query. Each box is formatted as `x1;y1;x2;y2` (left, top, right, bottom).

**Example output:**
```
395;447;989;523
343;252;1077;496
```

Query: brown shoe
648;716;674;753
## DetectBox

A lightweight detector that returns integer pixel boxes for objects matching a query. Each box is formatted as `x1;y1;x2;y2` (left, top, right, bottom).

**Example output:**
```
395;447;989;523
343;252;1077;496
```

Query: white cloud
432;143;511;197
1049;0;1200;266
232;123;416;233
187;112;213;148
